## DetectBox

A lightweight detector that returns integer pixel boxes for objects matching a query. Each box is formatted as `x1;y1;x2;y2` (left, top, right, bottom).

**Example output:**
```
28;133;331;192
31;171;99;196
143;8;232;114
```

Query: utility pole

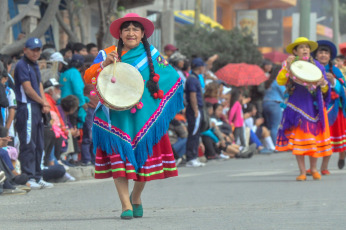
332;0;340;48
299;0;311;38
194;0;201;29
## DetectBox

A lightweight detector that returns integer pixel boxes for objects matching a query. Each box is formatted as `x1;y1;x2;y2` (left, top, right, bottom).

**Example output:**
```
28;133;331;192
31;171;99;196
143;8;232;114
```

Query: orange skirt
276;110;332;158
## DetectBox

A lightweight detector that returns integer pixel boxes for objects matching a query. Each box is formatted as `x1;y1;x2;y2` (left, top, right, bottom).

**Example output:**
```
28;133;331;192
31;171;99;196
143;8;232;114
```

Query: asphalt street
1;152;346;230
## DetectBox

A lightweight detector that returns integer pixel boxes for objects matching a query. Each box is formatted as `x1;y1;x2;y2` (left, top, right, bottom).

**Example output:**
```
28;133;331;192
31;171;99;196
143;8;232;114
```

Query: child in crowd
228;88;246;147
213;103;255;158
202;103;254;159
244;103;275;153
276;37;332;181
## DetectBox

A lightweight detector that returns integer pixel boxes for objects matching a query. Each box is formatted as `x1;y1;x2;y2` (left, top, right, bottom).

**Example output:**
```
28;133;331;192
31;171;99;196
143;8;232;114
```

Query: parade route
2;152;346;230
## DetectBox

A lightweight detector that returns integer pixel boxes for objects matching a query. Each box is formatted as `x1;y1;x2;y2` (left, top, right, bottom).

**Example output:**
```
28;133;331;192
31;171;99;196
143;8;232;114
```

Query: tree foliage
175;25;263;71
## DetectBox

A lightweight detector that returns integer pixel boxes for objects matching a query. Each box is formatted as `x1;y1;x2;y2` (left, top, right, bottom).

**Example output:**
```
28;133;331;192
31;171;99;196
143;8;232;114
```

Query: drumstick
111;48;117;83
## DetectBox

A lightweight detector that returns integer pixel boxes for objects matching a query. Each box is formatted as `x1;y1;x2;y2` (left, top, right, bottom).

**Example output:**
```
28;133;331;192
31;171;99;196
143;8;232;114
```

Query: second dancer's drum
290;60;322;87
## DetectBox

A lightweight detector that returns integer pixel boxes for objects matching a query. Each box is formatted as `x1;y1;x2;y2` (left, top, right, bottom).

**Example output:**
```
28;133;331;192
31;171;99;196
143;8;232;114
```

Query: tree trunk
194;0;201;29
67;0;76;34
0;0;9;48
77;9;85;44
102;0;118;48
0;0;62;55
56;11;79;43
96;0;106;49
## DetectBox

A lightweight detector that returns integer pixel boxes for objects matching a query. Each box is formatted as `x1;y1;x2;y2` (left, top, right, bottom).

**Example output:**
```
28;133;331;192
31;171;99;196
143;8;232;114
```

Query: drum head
96;62;144;110
290;60;322;82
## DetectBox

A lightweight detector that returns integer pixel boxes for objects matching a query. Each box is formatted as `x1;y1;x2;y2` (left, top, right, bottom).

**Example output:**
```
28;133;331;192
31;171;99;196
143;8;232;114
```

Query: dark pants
42;164;65;182
16;103;44;181
68;110;80;154
202;136;219;159
185;106;203;162
43;127;63;166
234;127;245;146
81;108;94;163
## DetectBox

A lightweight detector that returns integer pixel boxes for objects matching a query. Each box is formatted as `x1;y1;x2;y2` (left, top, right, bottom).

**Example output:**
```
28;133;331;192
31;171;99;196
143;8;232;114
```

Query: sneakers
238;143;256;158
27;179;43;190
64;173;76;182
175;158;183;167
186;159;206;167
38;179;54;188
259;148;273;154
219;153;230;159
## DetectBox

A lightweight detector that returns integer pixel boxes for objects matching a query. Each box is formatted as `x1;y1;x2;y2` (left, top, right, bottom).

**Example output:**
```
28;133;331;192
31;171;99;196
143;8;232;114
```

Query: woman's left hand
316;78;328;87
325;73;335;86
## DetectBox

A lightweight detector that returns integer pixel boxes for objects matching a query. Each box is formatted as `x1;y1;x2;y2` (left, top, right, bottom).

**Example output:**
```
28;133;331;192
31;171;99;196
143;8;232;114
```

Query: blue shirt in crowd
185;72;203;108
263;80;286;103
14;55;42;104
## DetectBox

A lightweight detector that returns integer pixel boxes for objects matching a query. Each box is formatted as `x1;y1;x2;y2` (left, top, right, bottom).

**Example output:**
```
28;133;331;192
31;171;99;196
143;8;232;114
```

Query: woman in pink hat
84;13;184;219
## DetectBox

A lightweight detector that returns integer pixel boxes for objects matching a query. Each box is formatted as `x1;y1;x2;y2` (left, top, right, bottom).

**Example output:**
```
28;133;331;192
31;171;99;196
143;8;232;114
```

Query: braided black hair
142;35;159;97
117;21;159;98
117;38;123;60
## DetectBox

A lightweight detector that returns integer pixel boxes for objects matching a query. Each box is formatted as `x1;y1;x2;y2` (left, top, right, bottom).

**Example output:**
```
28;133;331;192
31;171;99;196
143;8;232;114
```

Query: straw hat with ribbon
286;37;318;54
109;13;155;39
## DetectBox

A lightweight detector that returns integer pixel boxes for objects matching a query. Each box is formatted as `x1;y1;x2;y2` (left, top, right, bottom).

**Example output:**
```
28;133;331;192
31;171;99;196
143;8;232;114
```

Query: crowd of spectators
0;37;99;195
1;37;328;194
164;44;284;167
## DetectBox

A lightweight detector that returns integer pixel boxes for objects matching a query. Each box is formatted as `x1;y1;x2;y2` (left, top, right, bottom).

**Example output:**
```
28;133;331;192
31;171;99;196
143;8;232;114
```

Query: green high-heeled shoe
130;193;143;218
120;209;133;220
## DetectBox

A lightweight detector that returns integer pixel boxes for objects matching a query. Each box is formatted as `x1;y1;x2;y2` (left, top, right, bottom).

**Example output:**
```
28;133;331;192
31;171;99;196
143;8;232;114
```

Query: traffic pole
332;0;340;48
299;0;311;38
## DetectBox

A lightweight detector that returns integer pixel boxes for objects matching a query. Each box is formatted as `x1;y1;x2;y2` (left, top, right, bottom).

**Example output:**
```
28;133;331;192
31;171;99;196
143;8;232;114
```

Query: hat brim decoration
316;40;337;60
109;13;155;39
286;37;318;54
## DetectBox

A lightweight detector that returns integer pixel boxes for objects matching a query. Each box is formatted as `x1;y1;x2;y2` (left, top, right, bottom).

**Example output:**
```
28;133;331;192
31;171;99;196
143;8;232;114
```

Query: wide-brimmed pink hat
109;13;155;39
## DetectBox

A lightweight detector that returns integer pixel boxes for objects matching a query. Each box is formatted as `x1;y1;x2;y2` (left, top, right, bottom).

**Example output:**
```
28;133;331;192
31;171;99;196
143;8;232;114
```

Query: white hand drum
290;60;322;86
96;62;144;111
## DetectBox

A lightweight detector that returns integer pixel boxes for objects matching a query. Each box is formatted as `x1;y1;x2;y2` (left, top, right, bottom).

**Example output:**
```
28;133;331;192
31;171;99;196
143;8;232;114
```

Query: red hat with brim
109;13;155;39
339;43;346;56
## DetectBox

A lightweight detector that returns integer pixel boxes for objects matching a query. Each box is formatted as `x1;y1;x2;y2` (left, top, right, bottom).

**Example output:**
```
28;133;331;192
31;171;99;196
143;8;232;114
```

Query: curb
67;166;95;180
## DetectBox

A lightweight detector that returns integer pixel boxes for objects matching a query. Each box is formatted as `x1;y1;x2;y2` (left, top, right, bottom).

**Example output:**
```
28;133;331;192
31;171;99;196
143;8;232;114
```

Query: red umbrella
215;63;267;87
263;51;289;64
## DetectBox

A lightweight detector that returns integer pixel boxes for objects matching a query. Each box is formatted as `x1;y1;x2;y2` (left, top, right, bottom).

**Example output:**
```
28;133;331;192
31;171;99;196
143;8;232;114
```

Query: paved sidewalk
1;152;346;230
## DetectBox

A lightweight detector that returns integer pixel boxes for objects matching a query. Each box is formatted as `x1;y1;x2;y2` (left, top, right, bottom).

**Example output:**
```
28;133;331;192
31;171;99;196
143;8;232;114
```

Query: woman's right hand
103;51;120;67
286;55;295;70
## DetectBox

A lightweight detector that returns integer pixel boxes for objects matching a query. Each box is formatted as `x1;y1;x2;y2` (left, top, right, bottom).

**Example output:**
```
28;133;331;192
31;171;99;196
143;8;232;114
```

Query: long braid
328;60;335;77
117;38;123;61
142;35;159;97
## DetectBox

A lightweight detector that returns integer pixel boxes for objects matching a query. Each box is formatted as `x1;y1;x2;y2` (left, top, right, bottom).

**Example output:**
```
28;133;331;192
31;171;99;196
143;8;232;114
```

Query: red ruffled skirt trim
94;134;178;181
330;109;346;152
